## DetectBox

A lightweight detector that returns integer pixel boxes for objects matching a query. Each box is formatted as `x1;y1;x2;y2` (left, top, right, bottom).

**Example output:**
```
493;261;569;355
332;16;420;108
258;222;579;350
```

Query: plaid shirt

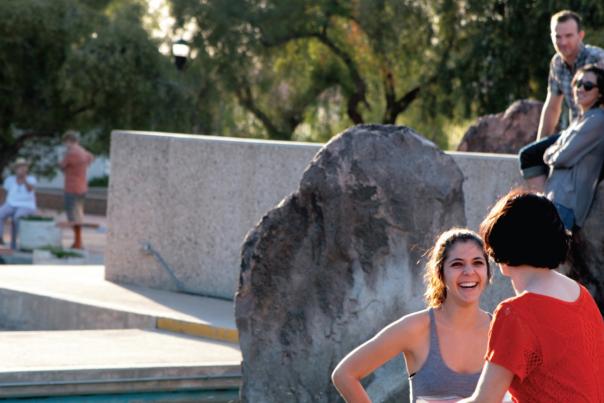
548;44;604;123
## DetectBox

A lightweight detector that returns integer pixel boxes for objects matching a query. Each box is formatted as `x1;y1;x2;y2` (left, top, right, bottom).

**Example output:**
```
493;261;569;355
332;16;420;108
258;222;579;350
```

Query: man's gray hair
62;130;80;143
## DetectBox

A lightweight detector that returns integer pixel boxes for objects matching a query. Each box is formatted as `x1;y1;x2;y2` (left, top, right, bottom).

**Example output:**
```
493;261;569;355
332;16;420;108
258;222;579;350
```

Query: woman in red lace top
459;190;604;403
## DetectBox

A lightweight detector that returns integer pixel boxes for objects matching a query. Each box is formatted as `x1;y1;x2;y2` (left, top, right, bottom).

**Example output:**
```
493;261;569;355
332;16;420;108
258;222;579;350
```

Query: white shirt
3;175;37;210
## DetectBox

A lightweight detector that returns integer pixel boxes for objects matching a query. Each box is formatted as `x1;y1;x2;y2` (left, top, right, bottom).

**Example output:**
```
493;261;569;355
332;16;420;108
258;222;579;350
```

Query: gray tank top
408;308;483;401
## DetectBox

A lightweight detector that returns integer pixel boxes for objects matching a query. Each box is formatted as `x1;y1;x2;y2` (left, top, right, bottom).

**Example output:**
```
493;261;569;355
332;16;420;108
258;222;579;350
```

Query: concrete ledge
451;151;522;230
0;329;241;398
0;368;240;398
0;287;154;330
0;265;237;343
157;318;239;344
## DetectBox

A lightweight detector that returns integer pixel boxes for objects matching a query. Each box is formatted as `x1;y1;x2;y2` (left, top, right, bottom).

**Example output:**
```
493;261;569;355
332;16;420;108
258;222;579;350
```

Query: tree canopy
0;0;197;174
1;0;603;175
170;0;604;145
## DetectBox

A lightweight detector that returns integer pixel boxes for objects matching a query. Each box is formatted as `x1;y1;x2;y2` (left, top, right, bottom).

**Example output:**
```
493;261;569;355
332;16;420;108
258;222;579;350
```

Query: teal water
0;389;239;402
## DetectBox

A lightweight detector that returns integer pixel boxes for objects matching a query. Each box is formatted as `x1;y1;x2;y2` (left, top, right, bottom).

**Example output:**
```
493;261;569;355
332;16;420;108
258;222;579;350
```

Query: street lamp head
172;39;190;71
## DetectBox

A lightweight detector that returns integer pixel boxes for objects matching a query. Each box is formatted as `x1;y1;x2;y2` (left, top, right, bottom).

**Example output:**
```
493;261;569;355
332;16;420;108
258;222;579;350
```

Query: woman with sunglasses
518;64;604;230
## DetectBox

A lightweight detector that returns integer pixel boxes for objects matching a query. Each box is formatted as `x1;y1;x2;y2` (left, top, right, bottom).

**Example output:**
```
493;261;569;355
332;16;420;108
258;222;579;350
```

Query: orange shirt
486;285;604;403
61;144;93;194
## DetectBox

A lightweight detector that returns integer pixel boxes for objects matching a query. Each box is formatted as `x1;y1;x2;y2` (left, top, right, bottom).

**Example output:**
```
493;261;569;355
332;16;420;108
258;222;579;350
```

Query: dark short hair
574;64;604;108
479;190;570;269
424;228;490;307
551;10;582;32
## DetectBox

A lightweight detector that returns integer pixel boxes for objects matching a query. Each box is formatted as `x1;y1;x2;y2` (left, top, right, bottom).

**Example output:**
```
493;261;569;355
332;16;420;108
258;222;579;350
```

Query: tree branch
0;130;56;175
260;29;368;124
235;81;291;140
13;130;56;149
311;32;368;124
67;103;95;120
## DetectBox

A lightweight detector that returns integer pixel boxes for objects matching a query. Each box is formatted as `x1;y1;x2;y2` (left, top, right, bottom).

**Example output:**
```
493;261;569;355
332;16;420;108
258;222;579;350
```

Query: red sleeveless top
486;285;604;402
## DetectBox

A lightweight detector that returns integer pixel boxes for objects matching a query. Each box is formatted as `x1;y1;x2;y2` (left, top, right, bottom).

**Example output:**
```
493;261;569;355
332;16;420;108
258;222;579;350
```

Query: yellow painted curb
156;318;239;344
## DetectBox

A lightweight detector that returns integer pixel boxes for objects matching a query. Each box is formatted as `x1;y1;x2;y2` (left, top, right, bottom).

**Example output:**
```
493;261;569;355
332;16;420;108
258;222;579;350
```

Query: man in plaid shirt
537;10;604;140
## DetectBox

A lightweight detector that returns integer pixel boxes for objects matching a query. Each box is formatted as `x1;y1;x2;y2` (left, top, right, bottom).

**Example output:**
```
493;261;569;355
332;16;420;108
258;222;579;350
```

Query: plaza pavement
0;212;242;399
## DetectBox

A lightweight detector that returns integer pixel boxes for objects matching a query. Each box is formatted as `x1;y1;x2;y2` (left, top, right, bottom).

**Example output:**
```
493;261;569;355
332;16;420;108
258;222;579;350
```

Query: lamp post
172;39;190;71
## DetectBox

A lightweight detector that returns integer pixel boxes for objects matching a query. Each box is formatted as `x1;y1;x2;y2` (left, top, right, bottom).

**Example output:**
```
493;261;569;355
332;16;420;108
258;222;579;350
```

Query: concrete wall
453;151;522;231
106;131;522;300
105;131;321;299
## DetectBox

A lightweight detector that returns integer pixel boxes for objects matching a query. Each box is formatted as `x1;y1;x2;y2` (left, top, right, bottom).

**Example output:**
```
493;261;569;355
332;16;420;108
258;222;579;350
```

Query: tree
0;0;197;175
170;0;460;143
170;0;604;146
3;0;603;171
435;0;604;118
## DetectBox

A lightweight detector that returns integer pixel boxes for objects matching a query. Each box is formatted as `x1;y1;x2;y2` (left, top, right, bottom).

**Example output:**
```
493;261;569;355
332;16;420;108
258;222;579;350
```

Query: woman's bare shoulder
381;308;431;338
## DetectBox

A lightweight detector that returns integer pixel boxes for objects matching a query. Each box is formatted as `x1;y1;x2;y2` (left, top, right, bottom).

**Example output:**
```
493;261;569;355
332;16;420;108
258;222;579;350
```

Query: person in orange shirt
59;130;94;249
459;191;604;403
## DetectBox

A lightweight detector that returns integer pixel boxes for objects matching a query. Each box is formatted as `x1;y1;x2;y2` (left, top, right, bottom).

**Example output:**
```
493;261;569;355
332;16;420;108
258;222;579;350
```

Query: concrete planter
18;219;62;251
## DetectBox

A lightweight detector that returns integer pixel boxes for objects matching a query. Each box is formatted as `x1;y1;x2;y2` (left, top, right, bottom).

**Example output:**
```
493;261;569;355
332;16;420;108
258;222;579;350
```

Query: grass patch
39;245;84;259
88;175;109;188
21;215;53;222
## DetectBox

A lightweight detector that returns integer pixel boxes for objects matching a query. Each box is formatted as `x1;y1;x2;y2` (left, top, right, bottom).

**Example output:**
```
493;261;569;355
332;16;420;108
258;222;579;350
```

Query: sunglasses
574;79;597;91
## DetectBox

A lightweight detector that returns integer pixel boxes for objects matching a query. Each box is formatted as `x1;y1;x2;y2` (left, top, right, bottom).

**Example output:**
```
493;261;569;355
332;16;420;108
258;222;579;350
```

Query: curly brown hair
424;228;490;308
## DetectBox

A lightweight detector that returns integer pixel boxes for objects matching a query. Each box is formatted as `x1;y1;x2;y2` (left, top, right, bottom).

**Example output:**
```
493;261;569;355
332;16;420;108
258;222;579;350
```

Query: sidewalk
0;212;242;399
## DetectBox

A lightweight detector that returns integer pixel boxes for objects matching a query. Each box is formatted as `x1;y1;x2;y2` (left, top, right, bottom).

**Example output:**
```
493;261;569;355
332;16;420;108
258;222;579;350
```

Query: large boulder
571;181;604;312
235;125;466;403
457;100;543;154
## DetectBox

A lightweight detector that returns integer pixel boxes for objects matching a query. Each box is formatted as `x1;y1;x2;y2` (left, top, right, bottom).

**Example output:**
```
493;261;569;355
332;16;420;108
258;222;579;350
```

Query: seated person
0;158;37;249
518;64;604;230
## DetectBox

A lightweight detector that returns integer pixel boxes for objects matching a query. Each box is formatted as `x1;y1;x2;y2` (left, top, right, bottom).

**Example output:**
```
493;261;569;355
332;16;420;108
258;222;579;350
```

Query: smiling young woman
332;228;493;403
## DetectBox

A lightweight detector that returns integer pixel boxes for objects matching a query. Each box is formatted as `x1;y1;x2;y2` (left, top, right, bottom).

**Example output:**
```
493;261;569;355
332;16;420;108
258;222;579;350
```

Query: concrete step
0;265;238;343
0;329;241;398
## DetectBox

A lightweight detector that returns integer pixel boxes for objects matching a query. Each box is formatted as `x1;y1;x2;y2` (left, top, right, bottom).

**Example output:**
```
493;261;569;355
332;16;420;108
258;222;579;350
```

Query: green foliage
40;245;84;258
170;0;604;147
170;0;447;143
88;175;109;187
21;215;54;222
2;0;604;166
0;0;199;175
437;0;604;118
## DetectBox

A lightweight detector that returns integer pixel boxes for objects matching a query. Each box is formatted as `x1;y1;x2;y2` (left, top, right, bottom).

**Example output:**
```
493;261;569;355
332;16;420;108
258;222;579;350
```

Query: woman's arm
544;112;604;168
457;362;513;403
331;314;423;403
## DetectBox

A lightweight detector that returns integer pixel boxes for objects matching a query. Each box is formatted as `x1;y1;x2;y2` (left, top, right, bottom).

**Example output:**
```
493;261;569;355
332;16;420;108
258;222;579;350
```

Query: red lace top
486;284;604;403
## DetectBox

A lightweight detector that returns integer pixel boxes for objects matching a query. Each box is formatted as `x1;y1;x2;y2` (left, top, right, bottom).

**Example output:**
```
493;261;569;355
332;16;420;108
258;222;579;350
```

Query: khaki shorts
64;192;85;223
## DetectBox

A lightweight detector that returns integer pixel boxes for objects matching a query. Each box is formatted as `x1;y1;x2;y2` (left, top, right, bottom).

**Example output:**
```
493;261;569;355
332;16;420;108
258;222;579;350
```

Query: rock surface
457;100;543;154
235;125;466;403
571;181;604;312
